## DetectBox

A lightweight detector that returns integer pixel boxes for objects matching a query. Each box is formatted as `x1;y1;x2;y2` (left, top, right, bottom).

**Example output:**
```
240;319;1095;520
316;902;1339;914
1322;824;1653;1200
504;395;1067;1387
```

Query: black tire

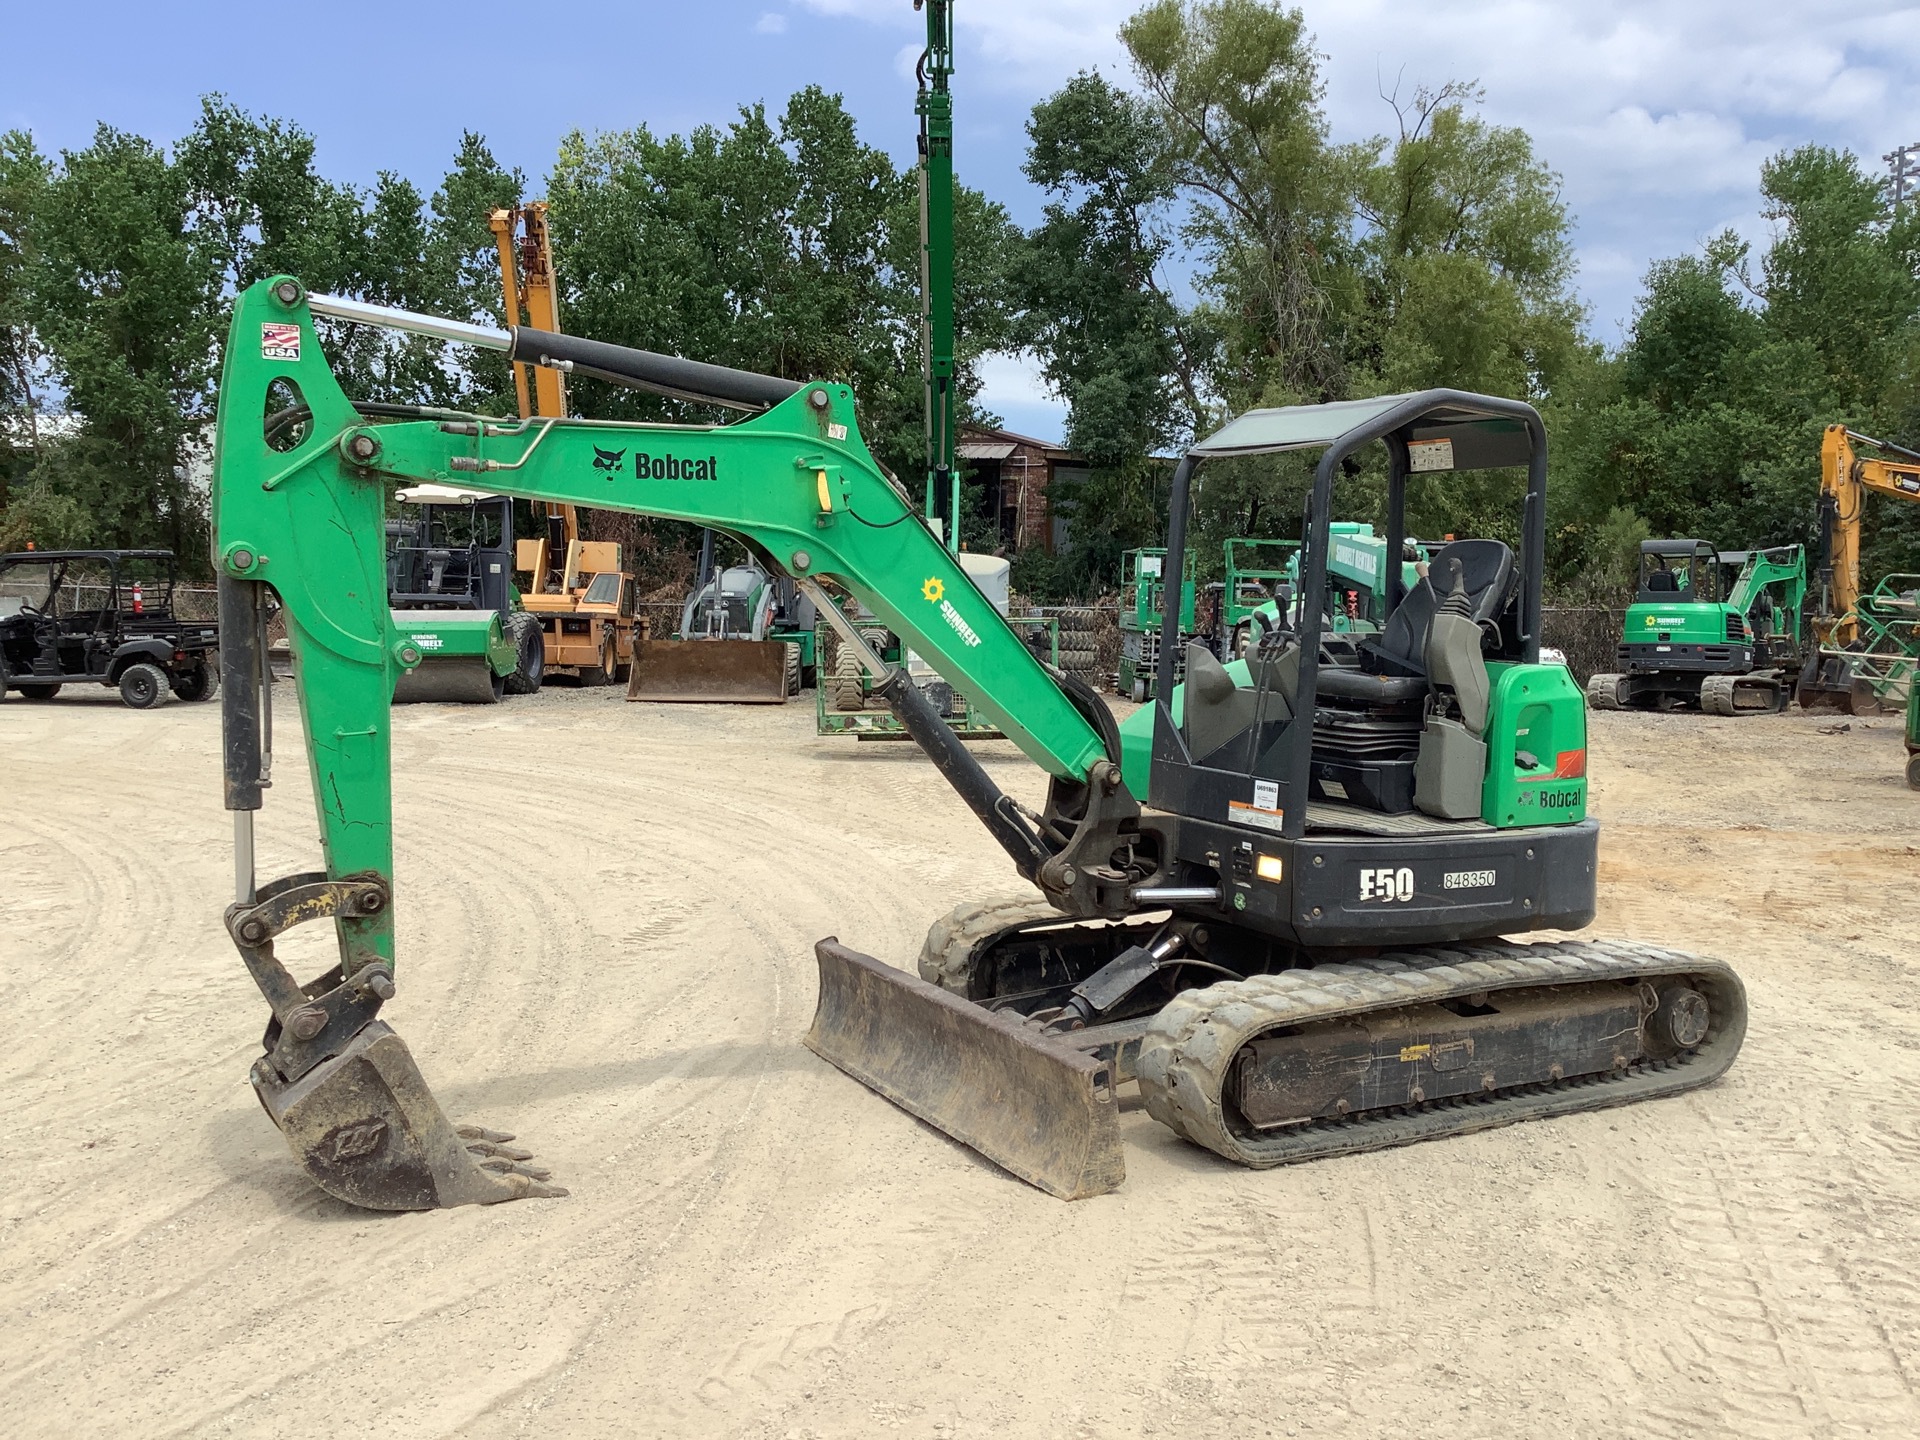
504;612;545;694
171;662;218;702
12;677;60;699
1907;753;1920;791
118;663;168;709
784;641;801;697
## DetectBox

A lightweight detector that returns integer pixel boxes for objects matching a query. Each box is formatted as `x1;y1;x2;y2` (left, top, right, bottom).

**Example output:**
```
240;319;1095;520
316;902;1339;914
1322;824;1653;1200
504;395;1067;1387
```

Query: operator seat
1411;551;1510;819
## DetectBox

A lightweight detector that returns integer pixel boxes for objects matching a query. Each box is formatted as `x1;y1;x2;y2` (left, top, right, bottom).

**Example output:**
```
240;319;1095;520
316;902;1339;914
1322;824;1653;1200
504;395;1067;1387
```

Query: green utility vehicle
1906;677;1920;789
1117;547;1197;701
1587;540;1806;715
209;276;1745;1211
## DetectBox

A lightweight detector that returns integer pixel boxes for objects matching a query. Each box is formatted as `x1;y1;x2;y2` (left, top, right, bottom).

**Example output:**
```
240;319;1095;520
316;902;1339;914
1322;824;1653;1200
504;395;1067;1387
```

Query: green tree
1556;145;1920;590
27;124;219;558
1121;0;1357;409
0;131;52;515
1013;71;1192;594
548;85;1014;478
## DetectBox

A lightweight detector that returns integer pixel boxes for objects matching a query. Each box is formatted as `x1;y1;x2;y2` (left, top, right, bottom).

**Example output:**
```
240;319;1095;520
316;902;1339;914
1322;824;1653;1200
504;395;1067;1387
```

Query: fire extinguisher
131;582;144;614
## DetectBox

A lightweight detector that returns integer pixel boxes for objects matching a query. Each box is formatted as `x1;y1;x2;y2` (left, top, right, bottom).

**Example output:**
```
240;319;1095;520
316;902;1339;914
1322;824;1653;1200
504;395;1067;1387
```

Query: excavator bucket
252;1021;565;1211
626;638;788;703
805;940;1126;1200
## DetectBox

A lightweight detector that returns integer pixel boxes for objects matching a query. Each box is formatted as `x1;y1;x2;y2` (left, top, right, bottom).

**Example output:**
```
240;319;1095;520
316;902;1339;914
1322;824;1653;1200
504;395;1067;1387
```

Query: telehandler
213;278;1745;1209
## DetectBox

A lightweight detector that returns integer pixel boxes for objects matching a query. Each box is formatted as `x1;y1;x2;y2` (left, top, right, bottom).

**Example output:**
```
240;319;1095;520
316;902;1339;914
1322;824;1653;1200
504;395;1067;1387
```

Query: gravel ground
2;682;1917;1438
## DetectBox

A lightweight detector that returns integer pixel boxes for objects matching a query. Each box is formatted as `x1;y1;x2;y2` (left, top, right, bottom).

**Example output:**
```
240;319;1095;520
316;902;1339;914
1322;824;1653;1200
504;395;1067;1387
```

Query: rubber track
1137;937;1747;1168
917;894;1064;995
1702;671;1784;715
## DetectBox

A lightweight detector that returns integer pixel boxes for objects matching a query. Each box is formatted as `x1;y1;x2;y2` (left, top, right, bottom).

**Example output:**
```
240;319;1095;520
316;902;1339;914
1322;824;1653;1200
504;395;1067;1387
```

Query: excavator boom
215;277;1127;1207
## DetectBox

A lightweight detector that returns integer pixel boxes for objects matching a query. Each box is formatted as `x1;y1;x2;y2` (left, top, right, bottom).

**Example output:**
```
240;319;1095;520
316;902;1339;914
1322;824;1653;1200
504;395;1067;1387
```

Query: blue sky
8;0;1918;442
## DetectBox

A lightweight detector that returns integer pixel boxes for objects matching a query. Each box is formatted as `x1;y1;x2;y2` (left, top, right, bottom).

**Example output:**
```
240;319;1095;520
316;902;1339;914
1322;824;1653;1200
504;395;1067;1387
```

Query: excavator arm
1818;424;1920;644
214;276;1140;1210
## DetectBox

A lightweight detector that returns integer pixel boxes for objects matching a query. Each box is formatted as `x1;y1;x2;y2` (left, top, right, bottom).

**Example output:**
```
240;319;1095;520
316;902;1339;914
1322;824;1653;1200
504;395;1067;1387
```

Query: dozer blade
805;940;1125;1200
252;1020;566;1210
626;638;789;703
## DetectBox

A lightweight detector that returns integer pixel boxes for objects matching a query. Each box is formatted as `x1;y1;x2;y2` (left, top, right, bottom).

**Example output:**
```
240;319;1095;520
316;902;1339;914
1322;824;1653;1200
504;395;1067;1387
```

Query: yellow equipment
490;203;636;685
1799;426;1920;712
1814;425;1920;644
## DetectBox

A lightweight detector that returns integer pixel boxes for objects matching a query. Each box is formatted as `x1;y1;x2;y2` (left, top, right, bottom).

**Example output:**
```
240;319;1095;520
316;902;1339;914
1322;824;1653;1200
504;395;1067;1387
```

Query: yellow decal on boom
922;577;945;603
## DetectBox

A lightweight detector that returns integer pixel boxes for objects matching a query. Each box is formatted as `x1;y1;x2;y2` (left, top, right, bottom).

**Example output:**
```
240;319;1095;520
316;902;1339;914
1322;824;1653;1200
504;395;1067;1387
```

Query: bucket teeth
254;1021;566;1209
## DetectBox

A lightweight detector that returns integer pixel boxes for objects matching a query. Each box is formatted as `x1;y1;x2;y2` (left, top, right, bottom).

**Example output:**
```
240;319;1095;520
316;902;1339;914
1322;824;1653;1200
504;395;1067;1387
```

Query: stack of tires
1054;610;1100;685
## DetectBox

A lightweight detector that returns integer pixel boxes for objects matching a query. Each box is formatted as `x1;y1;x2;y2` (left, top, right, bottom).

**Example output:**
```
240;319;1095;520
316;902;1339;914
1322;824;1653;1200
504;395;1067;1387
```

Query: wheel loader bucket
626;638;789;703
252;1021;564;1210
805;940;1126;1200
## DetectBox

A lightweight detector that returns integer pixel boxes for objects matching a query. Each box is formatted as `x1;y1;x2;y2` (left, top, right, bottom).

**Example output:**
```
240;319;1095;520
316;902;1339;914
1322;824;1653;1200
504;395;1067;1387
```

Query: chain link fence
1540;607;1623;685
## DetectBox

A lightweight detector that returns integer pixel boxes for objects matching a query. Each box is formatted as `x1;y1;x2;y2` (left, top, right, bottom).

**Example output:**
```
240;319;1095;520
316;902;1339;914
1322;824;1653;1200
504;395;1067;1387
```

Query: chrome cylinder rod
308;293;510;351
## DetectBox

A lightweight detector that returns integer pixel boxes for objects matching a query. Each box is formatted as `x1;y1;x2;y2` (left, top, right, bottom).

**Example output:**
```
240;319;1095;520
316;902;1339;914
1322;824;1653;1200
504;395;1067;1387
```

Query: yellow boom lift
490;203;635;685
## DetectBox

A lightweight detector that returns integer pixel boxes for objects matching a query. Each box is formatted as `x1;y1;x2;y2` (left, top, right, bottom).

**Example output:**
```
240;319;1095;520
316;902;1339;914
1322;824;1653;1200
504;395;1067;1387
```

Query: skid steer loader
211;278;1746;1209
628;532;815;703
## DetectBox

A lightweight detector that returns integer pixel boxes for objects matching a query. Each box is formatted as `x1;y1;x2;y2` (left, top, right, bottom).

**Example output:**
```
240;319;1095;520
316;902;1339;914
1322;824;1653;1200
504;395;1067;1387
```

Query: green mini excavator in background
212;277;1745;1209
1586;540;1806;715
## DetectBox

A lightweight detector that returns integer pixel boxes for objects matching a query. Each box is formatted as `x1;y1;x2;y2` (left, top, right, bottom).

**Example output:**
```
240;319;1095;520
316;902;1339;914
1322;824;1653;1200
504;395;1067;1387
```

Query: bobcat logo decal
593;446;627;474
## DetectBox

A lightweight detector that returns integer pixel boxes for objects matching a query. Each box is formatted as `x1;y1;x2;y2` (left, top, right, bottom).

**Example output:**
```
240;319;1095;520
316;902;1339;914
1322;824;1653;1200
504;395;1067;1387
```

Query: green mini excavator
212;278;1746;1208
1586;540;1807;715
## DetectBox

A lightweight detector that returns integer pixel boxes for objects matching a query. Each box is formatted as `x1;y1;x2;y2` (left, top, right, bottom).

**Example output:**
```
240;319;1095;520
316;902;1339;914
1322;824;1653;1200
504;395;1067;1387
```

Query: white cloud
755;11;789;35
976;349;1060;407
803;0;1920;332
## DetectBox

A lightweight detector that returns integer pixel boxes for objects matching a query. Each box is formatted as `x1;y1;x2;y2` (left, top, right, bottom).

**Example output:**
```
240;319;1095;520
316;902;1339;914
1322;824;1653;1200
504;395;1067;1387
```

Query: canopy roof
1190;389;1535;470
1641;538;1711;555
0;549;175;564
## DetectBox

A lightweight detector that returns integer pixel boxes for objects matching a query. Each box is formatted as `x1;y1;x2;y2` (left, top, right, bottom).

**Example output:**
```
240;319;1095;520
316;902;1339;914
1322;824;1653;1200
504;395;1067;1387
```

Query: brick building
957;425;1085;554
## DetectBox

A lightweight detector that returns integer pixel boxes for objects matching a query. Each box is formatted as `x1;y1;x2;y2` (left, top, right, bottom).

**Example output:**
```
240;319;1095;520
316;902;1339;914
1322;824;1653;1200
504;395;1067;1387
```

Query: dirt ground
3;680;1918;1439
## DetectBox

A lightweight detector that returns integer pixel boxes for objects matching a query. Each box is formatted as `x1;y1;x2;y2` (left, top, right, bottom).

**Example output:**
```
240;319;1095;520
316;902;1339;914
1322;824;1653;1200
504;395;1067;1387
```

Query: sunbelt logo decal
923;576;981;648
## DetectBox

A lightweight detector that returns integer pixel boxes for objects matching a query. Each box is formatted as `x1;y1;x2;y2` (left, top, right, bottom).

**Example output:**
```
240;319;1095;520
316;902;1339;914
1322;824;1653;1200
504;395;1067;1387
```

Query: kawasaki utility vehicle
209;278;1745;1209
0;549;218;708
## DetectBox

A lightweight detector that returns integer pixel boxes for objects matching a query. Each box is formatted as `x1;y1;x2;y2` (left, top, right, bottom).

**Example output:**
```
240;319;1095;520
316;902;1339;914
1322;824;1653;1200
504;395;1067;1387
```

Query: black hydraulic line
218;573;265;812
506;328;803;412
875;667;1053;882
262;400;468;446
